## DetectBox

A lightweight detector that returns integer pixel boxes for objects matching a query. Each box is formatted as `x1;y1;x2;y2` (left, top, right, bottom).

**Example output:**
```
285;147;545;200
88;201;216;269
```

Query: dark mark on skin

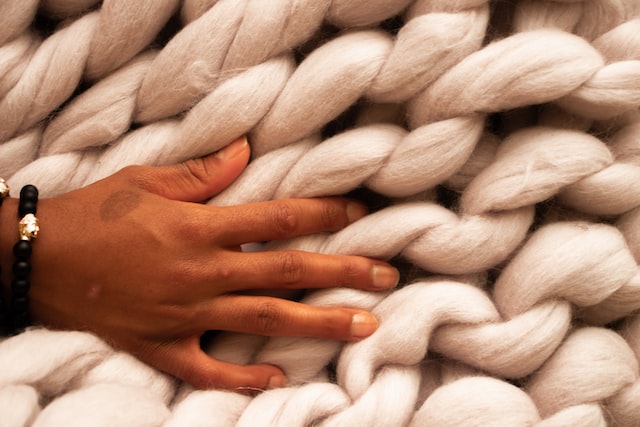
100;190;142;221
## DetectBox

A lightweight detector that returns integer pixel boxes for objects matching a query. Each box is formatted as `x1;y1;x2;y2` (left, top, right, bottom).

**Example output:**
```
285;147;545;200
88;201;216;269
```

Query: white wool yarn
2;1;640;426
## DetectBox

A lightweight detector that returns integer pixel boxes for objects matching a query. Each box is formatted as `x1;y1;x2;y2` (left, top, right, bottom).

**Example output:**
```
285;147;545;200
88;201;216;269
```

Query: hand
18;137;399;390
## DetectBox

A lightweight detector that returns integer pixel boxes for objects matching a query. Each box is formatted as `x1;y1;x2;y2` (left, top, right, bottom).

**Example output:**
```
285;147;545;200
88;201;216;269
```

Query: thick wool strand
0;13;97;142
320;365;421;427
513;0;583;33
136;0;327;123
430;300;572;378
0;385;40;427
5;3;640;425
493;221;638;319
557;60;640;119
581;271;640;325
321;203;534;274
251;30;394;156
593;19;640;63
84;0;179;81
408;29;604;126
410;377;541;426
609;315;640;425
0;2;179;142
460;126;613;214
271;118;483;199
0;0;38;45
367;7;488;103
0;330;114;397
40;0;102;18
0;32;39;100
572;0;640;41
527;327;638;418
32;383;170;427
337;280;499;399
8;56;294;196
165;390;251;427
40;51;158;155
537;405;607;427
0;128;40;179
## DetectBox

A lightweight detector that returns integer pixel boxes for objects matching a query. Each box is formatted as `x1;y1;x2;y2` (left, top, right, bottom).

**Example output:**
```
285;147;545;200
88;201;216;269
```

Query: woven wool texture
2;0;640;425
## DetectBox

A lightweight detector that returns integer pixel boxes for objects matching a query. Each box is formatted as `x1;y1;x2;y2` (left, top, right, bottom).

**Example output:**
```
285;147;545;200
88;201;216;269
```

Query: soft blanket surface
2;0;640;425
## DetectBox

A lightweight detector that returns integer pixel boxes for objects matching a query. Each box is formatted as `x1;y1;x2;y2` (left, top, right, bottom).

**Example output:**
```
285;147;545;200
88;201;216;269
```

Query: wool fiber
2;1;640;426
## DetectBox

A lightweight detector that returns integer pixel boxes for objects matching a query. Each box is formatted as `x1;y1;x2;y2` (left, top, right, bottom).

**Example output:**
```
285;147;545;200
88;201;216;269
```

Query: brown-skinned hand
0;137;399;391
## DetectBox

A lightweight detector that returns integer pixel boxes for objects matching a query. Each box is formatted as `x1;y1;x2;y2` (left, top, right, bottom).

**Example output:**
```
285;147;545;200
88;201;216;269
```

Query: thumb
137;137;250;202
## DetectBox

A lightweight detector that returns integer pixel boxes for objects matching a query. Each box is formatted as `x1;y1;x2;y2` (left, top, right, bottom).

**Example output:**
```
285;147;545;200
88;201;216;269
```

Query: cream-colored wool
2;1;640;426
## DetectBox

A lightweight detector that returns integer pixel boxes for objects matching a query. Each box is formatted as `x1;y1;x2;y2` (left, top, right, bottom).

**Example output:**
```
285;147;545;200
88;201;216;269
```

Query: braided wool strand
2;0;640;426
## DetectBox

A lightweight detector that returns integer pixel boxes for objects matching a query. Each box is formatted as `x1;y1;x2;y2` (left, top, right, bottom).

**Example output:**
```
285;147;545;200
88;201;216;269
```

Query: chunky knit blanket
2;0;640;426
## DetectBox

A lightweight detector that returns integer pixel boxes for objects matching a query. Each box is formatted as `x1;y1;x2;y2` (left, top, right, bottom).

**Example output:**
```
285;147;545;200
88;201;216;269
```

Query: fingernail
216;136;248;160
350;312;378;338
371;265;400;289
346;202;367;223
268;375;287;389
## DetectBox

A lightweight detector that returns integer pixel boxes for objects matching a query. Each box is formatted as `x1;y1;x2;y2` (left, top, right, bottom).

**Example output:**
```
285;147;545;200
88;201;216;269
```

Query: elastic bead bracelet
0;179;9;334
0;178;8;206
11;184;39;334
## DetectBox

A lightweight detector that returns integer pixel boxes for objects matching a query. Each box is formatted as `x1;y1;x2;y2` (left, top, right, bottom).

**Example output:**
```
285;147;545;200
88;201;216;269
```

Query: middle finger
213;250;400;293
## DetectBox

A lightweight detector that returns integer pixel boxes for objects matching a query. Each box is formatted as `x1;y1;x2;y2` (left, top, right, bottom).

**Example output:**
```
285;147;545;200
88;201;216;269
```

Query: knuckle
253;301;284;335
319;202;345;230
278;252;305;285
199;368;223;390
178;208;212;240
269;202;298;235
337;258;362;287
181;157;211;187
187;364;222;390
119;164;146;183
119;165;157;191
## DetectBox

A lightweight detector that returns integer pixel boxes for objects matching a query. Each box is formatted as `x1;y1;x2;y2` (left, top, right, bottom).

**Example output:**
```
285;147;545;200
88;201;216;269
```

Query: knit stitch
2;1;640;426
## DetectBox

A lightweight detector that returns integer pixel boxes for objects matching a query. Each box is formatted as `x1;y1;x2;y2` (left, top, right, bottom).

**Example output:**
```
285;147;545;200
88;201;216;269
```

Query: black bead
12;296;28;313
19;185;38;201
13;240;32;259
12;261;31;278
11;311;29;332
11;278;30;296
18;200;37;216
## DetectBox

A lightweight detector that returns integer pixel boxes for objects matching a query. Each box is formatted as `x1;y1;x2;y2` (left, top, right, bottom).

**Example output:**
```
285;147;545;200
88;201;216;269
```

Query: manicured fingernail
351;312;378;338
372;265;400;289
346;202;367;223
216;136;248;160
268;375;287;389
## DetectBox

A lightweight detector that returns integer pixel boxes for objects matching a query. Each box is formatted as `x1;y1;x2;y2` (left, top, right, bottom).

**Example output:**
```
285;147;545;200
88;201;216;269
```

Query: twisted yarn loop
2;0;640;425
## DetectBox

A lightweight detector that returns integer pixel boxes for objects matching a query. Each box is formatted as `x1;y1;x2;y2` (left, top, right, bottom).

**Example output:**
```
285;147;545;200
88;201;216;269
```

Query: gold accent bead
0;178;9;199
19;213;39;241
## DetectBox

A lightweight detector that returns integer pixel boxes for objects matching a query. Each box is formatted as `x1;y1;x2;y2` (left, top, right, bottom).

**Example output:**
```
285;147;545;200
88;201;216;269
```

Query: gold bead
0;178;9;199
19;213;39;241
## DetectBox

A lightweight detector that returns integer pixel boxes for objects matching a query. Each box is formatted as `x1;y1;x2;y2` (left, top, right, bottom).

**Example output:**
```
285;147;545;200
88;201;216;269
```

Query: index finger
213;198;367;245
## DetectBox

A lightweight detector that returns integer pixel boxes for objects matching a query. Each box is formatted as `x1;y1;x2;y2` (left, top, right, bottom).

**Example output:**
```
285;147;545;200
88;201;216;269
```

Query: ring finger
201;295;379;341
213;250;399;293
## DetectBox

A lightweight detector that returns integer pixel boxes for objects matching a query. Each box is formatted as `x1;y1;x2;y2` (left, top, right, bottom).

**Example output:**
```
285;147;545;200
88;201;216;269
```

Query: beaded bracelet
11;184;39;334
0;179;9;334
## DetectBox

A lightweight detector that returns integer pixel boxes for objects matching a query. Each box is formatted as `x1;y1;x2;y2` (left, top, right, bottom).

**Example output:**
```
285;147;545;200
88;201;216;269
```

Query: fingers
140;337;286;391
132;137;250;202
215;250;399;293
214;197;368;245
203;295;379;341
